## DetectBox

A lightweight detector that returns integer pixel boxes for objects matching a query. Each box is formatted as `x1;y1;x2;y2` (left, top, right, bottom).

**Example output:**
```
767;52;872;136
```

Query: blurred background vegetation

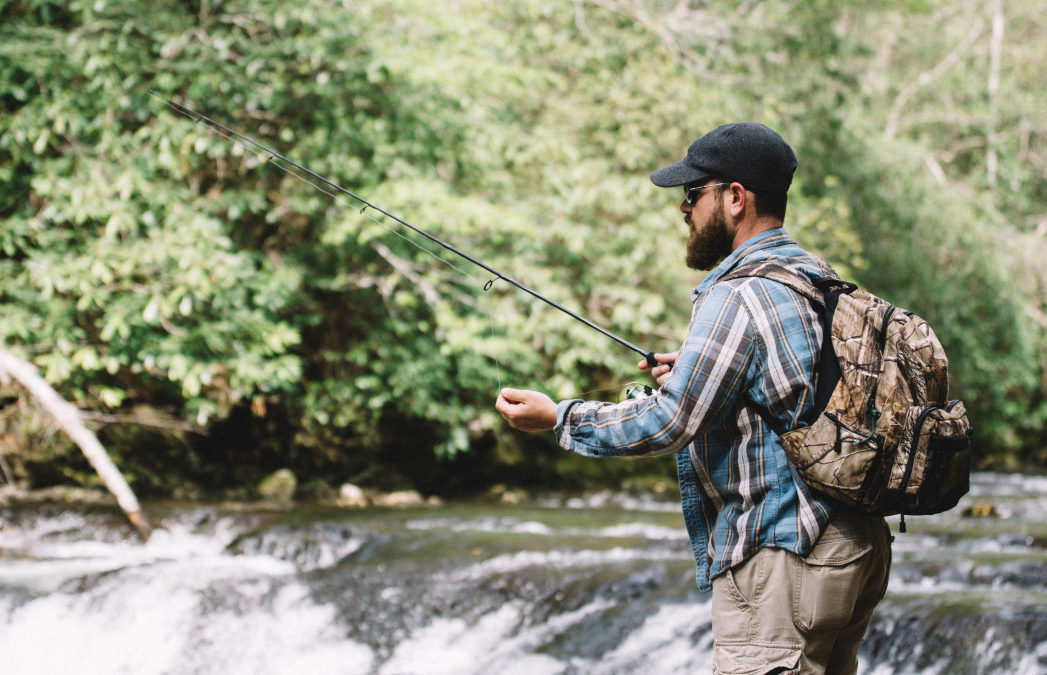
1;0;1044;499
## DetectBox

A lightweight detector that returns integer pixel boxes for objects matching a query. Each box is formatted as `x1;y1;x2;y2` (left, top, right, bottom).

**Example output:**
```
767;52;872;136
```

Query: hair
711;179;788;222
753;191;788;221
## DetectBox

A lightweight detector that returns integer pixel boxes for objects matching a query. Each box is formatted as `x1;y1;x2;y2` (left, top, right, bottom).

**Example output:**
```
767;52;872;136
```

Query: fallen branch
0;348;151;541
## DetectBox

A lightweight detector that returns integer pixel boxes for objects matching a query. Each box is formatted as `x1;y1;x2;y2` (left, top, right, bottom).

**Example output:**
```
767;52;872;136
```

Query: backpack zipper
900;406;938;495
878;306;897;353
898;406;938;531
856;305;894;447
824;411;877;452
899;401;963;496
897;401;964;533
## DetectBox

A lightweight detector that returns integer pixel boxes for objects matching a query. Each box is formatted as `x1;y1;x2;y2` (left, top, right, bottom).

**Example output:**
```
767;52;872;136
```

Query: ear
726;182;748;218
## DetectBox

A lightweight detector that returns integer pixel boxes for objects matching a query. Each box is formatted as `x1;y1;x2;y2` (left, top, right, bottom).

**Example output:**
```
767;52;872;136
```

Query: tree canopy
1;0;1044;496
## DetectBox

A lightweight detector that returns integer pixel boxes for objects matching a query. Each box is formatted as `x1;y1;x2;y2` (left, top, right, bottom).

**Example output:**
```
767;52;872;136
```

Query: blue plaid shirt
554;230;837;591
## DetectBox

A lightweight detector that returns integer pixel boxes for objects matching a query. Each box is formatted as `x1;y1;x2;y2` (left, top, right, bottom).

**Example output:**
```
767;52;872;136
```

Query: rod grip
644;352;658;369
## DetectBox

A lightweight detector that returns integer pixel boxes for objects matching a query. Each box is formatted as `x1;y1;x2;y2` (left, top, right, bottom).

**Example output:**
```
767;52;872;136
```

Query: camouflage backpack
724;261;973;531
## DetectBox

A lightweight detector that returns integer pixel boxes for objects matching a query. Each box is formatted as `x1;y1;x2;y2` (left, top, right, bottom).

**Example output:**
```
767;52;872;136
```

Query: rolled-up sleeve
555;284;757;459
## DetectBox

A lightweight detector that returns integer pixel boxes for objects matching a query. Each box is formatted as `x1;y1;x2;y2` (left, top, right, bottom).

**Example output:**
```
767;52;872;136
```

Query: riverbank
0;475;681;515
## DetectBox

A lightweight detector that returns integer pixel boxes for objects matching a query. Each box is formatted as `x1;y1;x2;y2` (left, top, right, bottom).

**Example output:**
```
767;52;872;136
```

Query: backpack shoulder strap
718;259;856;436
720;261;825;306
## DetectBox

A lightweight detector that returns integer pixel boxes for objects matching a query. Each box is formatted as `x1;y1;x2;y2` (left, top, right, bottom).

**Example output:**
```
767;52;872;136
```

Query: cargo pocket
793;533;873;633
713;642;801;675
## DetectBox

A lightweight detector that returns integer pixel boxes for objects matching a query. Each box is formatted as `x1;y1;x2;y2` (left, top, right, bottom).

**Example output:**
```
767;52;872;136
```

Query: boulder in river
258;469;297;502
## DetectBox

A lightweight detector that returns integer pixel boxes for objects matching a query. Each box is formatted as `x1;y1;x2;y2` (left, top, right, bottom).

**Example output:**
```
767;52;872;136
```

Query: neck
731;218;783;251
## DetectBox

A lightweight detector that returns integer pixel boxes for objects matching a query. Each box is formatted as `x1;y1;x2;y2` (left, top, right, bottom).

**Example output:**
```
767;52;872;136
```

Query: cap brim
649;160;711;188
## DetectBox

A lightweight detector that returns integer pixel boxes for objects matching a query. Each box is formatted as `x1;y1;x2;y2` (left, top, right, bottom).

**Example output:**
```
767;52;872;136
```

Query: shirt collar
692;228;795;300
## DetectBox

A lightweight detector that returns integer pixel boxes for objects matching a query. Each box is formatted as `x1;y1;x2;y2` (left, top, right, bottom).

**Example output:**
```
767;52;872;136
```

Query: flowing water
2;473;1047;674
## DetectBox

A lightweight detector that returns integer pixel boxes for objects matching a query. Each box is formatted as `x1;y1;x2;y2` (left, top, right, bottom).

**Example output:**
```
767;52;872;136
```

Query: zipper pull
855;406;881;446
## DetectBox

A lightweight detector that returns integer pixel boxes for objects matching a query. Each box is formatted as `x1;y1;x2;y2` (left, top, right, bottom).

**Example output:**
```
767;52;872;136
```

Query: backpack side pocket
780;413;886;512
890;401;972;515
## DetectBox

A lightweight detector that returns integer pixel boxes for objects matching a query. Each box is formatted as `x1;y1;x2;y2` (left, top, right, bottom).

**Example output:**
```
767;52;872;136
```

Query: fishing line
149;91;659;380
566;381;655;402
155;95;478;282
282;155;507;387
277;140;510;387
152;91;512;385
155;93;509;385
278;159;482;282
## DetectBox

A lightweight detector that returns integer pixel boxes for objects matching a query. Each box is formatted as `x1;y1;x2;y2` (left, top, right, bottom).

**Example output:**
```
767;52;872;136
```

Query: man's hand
638;351;678;386
495;388;558;432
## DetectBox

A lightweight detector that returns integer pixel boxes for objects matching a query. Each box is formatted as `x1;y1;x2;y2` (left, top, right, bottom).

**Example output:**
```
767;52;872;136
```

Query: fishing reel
622;383;654;400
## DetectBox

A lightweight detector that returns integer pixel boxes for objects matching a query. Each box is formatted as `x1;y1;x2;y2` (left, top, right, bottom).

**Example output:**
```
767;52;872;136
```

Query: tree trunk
986;0;1004;187
0;348;151;541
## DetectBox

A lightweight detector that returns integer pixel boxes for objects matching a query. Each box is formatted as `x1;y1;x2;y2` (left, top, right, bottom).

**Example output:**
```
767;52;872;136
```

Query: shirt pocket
792;533;873;633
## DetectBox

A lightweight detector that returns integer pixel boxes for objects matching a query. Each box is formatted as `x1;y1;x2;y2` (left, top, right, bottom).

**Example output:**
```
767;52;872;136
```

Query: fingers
495;388;557;432
638;352;678;369
494;389;522;419
496;387;524;405
639;351;678;385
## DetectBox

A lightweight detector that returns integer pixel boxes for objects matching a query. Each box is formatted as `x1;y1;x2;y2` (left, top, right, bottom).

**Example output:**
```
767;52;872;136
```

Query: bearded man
495;123;893;675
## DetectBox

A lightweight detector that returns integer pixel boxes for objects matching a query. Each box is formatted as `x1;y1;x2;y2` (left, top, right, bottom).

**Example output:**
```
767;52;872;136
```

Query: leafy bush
1;0;1044;495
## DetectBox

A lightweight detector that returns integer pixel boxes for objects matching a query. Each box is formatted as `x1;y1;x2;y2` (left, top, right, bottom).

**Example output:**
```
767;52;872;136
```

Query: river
2;472;1046;674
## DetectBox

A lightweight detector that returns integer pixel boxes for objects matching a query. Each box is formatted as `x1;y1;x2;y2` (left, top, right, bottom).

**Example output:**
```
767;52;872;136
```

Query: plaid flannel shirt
554;229;837;591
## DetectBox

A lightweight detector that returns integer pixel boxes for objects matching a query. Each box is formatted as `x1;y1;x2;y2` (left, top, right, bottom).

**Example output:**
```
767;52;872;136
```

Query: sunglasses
684;182;730;205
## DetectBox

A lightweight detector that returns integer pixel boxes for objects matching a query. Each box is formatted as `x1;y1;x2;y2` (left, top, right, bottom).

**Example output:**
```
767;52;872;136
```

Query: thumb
499;387;525;402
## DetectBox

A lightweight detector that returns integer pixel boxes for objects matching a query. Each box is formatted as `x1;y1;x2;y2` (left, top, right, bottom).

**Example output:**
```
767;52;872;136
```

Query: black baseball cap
649;122;797;194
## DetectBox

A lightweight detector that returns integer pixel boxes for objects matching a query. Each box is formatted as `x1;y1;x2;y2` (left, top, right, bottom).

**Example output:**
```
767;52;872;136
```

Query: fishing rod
148;91;659;369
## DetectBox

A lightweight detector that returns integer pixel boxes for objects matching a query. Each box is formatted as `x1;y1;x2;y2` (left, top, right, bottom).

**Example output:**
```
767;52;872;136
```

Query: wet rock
962;501;1013;518
0;485;29;507
0;485;115;507
373;490;424;508
226;521;367;570
488;484;528;505
970;560;1047;588
258;469;297;502
337;483;368;508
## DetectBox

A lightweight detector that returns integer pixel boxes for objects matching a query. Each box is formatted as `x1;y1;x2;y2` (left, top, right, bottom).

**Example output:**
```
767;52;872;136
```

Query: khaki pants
711;510;892;675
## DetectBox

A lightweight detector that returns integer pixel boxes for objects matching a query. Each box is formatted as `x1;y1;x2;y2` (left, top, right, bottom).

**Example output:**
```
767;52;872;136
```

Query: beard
685;200;733;270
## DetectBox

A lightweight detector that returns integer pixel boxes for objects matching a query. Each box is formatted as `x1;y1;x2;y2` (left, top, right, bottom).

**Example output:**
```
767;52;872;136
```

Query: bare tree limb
986;0;1005;186
0;348;151;541
373;241;444;306
581;0;728;72
885;18;985;139
78;409;203;435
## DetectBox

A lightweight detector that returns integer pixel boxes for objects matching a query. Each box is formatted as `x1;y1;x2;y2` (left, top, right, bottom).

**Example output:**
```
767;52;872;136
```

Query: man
495;123;892;674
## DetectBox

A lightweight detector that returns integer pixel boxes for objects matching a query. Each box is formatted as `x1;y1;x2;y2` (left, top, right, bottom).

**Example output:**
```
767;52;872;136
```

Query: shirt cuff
554;399;582;435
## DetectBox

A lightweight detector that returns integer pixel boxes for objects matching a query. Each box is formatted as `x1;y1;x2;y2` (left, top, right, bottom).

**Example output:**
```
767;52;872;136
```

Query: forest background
1;0;1044;501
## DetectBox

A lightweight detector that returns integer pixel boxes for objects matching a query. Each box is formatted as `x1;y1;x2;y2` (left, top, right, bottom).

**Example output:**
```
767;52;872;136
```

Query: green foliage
1;0;1044;495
